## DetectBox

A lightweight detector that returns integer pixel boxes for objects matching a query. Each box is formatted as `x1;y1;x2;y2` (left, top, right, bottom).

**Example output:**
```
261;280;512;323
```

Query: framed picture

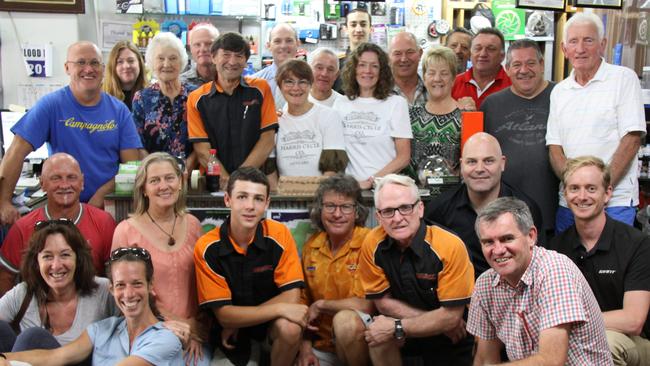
574;0;623;9
516;0;566;11
0;0;84;14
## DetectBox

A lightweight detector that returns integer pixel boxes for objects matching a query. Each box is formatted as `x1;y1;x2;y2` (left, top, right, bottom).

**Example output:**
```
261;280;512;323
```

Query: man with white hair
181;23;220;88
253;22;299;109
0;41;142;225
359;174;475;365
307;47;344;107
546;12;646;233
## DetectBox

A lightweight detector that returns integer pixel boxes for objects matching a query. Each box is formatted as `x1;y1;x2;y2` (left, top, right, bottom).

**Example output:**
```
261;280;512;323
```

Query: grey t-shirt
0;277;118;345
481;83;559;232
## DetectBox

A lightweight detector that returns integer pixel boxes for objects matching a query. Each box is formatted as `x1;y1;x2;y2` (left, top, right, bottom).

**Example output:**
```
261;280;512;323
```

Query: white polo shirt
546;60;646;207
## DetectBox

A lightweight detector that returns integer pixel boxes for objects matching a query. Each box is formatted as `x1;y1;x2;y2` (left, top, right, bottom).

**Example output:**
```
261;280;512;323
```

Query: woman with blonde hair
111;152;208;365
103;40;147;110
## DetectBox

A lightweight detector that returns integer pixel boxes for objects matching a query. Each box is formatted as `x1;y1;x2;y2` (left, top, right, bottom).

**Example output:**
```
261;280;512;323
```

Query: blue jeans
555;205;636;234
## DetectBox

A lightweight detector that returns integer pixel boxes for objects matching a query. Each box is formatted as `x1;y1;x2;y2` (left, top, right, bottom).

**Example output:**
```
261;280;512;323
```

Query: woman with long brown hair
103;40;148;110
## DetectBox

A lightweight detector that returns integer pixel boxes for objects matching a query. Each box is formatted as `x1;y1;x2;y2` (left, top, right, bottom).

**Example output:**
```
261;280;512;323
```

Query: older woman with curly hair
133;32;198;170
0;221;117;354
298;174;374;366
333;42;412;190
103;40;148;110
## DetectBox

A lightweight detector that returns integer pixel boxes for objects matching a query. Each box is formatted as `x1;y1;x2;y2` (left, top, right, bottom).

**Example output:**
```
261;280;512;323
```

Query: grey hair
307;47;340;70
563;12;604;44
145;32;189;75
505;39;543;67
310;174;369;232
474;197;534;237
373;174;419;208
189;23;220;42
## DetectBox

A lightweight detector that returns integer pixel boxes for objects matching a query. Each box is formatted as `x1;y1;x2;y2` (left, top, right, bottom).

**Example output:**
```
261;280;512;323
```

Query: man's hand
359;177;374;190
297;341;320;366
365;315;398;347
0;200;19;225
184;338;204;366
457;97;477;111
221;328;238;350
219;172;230;191
279;303;309;328
443;318;467;344
306;300;324;332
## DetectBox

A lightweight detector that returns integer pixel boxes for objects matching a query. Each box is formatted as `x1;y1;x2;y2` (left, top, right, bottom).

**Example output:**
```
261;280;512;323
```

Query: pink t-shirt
111;214;202;319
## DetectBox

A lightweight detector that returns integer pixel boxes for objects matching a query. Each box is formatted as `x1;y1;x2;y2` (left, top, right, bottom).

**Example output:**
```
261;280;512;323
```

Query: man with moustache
425;132;543;277
547;156;650;365
481;39;558;239
388;32;426;107
452;28;511;108
307;47;344;107
181;23;220;88
468;197;612;365
546;13;645;232
253;23;300;109
188;32;278;187
0;153;116;295
0;41;142;225
445;28;472;74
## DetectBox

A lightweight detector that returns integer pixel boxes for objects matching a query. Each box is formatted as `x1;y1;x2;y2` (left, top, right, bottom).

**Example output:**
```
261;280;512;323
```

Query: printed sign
22;43;52;77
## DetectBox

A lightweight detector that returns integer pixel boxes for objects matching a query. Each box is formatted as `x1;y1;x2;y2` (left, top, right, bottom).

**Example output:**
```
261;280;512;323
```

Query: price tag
22;44;53;78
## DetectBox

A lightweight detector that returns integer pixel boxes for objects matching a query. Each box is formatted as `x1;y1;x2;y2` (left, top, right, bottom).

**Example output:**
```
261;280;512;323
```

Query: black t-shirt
481;84;558;232
547;216;650;337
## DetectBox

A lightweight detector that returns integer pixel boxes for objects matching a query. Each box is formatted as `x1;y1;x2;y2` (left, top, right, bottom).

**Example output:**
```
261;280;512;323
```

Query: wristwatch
394;319;405;340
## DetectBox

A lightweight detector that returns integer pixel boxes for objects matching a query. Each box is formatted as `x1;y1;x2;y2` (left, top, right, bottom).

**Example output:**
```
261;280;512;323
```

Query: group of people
0;5;646;366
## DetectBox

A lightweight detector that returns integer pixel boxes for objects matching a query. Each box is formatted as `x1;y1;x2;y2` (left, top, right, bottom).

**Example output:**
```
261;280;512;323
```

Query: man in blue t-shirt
0;41;142;225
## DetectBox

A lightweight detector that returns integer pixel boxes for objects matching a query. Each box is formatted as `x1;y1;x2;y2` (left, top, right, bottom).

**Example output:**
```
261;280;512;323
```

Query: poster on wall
0;0;84;13
268;209;315;254
575;0;623;9
492;0;526;40
21;43;53;78
516;0;566;11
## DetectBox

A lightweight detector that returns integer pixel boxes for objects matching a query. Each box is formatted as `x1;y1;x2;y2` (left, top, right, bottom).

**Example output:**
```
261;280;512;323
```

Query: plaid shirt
392;75;427;107
467;246;612;365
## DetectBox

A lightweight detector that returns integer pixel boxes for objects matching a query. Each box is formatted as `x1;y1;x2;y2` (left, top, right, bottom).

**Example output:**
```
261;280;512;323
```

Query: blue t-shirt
87;317;183;365
11;86;143;202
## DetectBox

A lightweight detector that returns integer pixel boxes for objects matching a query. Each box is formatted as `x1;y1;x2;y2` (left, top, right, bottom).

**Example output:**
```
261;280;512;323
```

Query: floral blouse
132;82;197;158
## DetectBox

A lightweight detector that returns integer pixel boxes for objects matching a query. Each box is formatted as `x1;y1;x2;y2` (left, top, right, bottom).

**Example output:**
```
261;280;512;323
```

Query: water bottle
206;149;221;192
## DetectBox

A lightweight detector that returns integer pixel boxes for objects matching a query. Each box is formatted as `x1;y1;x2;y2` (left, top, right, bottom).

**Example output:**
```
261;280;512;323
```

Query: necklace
45;203;83;224
146;211;177;246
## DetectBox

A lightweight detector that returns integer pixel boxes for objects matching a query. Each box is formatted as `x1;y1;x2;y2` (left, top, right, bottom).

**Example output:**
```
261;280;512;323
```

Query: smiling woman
0;222;117;356
111;152;210;365
132;32;198;172
103;41;148;111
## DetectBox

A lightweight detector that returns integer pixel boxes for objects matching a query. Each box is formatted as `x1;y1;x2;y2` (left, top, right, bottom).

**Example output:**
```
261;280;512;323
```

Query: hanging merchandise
435;19;450;36
133;20;161;49
292;0;310;17
492;0;525;41
186;0;211;14
324;0;339;20
525;10;554;39
117;0;143;13
370;2;385;16
162;20;188;44
389;0;405;26
263;0;276;20
465;2;495;31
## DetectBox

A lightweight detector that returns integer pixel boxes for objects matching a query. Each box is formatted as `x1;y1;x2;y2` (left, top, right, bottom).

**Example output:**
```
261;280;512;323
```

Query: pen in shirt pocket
243;105;249;119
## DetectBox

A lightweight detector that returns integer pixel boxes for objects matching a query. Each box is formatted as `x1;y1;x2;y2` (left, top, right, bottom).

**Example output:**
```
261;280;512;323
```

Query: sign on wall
21;43;53;78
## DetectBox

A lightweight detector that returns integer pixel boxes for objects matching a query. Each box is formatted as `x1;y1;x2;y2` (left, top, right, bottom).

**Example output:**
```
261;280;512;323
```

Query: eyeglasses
377;201;420;219
283;79;311;88
66;60;104;69
34;218;75;231
109;247;151;263
322;203;356;214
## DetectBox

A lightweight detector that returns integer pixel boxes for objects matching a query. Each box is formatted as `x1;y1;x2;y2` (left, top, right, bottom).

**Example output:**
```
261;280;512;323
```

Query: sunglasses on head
109;247;151;263
34;218;75;231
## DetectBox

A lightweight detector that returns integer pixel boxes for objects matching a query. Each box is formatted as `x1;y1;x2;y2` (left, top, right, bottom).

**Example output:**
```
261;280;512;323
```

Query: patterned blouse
406;104;462;180
132;82;197;157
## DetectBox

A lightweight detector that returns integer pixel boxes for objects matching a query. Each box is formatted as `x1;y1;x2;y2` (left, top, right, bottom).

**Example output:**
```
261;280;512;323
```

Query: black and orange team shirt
359;222;475;310
194;217;305;309
187;76;278;173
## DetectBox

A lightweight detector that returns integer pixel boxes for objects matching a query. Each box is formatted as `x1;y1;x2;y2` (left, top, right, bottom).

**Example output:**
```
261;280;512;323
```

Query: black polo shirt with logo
547;215;650;337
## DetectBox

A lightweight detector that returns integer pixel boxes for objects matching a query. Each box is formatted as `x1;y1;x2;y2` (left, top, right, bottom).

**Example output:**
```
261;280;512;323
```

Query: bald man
253;22;299;109
424;132;543;276
0;41;142;225
0;153;116;295
388;32;426;107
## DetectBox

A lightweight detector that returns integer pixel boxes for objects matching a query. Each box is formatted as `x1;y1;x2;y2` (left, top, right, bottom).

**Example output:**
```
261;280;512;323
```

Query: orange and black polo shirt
194;217;304;309
359;221;475;310
187;76;278;173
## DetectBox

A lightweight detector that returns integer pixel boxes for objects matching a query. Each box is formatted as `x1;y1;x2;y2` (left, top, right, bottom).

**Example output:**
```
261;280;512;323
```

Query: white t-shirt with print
276;103;346;176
